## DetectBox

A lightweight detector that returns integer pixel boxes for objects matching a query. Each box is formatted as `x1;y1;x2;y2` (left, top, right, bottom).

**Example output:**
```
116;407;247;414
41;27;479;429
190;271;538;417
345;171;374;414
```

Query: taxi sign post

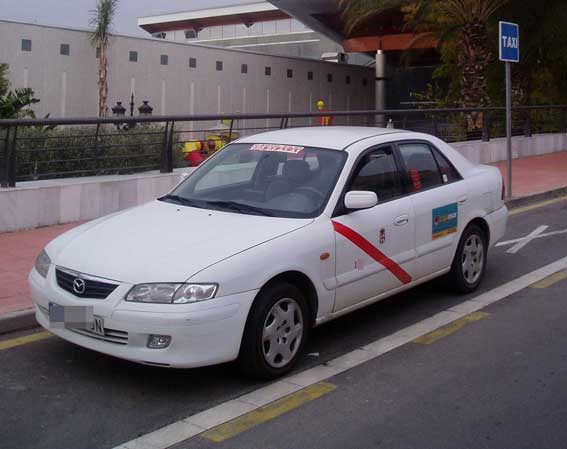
499;21;520;198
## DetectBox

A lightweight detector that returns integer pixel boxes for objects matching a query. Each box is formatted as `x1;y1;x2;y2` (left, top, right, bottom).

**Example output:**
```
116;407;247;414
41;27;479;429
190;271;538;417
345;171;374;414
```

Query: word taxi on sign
499;21;520;63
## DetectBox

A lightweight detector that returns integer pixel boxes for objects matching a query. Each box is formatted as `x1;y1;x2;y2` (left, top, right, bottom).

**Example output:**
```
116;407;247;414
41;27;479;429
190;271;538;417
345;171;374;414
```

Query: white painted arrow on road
496;225;567;254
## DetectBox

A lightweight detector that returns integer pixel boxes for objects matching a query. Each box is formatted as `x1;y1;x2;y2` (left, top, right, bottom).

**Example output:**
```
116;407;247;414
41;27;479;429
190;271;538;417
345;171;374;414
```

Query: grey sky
0;0;250;37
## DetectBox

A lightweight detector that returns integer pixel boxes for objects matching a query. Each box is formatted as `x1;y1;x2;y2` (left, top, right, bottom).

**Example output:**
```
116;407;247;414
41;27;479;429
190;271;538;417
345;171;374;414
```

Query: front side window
164;143;346;218
349;147;402;203
398;143;443;192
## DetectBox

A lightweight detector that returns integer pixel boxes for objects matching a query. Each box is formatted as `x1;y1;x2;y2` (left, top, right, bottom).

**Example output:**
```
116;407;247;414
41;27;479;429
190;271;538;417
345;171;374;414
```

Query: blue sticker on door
432;203;458;240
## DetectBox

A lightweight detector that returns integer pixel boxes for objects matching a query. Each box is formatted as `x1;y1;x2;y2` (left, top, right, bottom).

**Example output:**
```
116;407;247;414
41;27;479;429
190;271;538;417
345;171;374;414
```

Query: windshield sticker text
250;144;305;154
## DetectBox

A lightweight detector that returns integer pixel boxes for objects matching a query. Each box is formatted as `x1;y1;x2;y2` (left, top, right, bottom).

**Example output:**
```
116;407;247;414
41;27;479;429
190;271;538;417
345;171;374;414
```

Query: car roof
236;127;404;151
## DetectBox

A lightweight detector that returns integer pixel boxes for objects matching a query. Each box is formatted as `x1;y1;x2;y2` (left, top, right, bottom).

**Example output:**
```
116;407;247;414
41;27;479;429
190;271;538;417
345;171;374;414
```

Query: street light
138;101;153;117
111;101;126;117
111;101;128;130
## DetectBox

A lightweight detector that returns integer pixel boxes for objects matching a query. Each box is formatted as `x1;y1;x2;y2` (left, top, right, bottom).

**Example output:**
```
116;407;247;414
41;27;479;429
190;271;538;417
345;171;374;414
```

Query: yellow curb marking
509;195;567;216
530;269;567;289
413;312;489;345
0;331;52;351
201;382;337;443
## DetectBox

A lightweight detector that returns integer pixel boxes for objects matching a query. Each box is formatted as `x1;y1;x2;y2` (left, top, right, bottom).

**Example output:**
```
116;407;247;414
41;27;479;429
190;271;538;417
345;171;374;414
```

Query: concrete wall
0;169;193;233
452;133;567;164
0;20;375;121
1;132;564;233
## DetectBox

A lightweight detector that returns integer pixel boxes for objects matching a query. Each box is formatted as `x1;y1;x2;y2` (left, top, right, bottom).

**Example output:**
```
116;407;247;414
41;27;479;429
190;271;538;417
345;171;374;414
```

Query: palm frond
89;0;119;48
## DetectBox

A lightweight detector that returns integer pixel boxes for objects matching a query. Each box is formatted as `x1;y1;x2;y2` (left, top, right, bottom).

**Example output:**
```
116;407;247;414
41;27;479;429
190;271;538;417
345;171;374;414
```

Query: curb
506;186;567;209
0;308;37;335
0;186;565;336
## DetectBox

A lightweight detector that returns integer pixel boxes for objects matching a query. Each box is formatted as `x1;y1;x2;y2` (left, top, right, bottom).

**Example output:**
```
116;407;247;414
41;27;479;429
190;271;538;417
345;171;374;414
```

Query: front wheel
448;224;487;293
238;282;309;379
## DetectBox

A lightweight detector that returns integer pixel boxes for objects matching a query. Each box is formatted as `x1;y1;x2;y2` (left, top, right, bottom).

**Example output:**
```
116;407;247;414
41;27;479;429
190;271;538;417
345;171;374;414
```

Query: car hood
48;200;312;284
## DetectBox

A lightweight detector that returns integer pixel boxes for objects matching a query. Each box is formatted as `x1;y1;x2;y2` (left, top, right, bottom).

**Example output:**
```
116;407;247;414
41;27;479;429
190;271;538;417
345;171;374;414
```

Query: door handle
458;195;468;204
394;215;409;226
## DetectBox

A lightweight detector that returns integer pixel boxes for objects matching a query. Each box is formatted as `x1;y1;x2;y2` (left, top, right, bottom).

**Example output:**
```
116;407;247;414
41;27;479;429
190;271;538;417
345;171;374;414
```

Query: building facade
0;20;375;121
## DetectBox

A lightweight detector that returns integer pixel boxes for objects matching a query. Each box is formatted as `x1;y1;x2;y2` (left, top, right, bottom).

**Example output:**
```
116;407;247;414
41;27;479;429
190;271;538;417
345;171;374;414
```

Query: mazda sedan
30;127;508;378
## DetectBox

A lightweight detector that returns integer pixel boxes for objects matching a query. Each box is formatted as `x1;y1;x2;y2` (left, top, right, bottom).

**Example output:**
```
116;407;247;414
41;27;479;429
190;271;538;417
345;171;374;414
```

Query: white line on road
505;225;548;254
114;256;567;449
496;228;567;247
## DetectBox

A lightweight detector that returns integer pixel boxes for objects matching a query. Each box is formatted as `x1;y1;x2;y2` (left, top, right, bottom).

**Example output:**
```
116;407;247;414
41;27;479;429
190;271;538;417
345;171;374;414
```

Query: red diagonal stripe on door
332;220;412;285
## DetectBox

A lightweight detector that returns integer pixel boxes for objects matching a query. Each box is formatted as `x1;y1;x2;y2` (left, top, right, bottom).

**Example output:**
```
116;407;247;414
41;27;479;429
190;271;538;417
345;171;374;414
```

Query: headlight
125;283;218;304
35;250;51;278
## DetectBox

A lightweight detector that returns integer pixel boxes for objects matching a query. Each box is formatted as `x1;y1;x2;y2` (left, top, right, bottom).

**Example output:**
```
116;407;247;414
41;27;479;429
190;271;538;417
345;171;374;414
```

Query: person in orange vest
317;100;335;126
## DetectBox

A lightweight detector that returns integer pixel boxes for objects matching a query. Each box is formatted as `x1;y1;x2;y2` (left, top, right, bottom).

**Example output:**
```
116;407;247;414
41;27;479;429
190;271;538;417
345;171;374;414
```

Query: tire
448;224;487;294
238;282;309;380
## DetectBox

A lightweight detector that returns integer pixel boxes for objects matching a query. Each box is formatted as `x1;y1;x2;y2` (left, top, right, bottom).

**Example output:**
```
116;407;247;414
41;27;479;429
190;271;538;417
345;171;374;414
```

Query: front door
333;145;417;313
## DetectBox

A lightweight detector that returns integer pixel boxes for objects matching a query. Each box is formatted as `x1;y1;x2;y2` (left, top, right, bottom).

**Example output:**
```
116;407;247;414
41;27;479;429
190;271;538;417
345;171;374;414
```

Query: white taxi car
30;127;507;378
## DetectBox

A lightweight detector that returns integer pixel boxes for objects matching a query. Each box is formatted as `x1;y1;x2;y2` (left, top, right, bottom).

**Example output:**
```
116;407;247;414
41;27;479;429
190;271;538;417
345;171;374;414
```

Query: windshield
163;143;347;218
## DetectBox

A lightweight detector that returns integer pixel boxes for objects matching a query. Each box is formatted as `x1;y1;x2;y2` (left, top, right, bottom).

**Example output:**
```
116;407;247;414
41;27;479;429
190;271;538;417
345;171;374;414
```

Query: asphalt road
1;198;566;449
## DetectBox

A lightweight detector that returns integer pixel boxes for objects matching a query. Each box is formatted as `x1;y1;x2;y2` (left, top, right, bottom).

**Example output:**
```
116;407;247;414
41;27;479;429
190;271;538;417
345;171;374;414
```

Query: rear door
395;141;468;279
333;145;417;313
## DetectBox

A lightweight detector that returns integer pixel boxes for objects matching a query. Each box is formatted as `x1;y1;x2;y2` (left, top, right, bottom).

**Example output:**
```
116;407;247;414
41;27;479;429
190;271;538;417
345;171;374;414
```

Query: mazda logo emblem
73;278;86;295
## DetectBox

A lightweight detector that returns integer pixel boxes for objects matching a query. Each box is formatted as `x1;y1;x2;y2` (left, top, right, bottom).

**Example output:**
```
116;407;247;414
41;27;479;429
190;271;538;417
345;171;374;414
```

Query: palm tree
0;63;40;119
89;0;119;117
339;0;509;128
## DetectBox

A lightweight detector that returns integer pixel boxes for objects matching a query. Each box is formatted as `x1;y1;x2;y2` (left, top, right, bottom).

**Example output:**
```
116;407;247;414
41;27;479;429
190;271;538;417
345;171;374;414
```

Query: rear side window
398;143;442;192
350;147;402;203
432;148;461;184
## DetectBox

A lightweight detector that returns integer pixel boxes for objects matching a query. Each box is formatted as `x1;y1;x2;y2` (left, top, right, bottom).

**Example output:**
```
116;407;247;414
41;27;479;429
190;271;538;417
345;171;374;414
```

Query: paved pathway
1;151;566;318
0;223;79;316
493;151;567;197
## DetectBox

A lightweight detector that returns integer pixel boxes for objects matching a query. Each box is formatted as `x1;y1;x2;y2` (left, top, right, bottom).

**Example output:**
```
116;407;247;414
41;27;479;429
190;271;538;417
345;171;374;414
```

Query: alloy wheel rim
462;234;484;285
262;298;304;369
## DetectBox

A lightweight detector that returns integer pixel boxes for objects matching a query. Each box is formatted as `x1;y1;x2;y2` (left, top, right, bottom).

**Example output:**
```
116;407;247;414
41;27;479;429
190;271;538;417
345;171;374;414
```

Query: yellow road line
530;269;567;289
0;331;52;351
509;195;567;216
413;312;489;345
201;382;337;443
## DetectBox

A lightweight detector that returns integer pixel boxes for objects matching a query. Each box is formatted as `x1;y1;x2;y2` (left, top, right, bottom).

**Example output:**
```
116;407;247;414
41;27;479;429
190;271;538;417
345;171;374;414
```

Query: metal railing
1;105;566;188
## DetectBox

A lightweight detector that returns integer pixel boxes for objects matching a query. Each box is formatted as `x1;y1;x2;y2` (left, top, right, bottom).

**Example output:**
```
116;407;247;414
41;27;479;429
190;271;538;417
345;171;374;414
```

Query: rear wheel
448;224;487;293
238;282;309;379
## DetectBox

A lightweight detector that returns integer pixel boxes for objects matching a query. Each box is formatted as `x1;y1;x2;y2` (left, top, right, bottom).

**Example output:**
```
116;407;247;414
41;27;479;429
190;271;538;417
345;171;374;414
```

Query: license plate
48;302;101;334
89;316;105;336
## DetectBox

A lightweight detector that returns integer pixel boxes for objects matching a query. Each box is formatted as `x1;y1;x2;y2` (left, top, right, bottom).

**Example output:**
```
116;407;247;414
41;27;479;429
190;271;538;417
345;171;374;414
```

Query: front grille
56;268;119;299
70;327;129;345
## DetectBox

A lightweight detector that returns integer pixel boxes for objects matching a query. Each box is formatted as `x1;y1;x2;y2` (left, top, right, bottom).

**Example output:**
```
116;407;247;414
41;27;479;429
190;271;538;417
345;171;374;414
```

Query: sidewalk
1;151;566;326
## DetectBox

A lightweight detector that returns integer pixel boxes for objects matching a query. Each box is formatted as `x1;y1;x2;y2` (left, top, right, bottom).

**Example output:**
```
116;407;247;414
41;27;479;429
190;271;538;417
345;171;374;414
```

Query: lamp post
138;100;153;117
111;101;127;130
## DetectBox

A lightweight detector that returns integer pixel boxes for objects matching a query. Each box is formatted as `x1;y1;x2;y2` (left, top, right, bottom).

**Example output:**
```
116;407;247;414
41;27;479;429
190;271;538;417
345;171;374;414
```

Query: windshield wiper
204;200;274;217
159;195;203;208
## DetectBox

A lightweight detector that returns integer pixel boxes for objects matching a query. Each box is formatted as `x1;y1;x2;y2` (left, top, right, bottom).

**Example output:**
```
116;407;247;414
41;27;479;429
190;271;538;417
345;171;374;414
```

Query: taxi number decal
332;221;412;285
250;144;305;154
432;203;458;240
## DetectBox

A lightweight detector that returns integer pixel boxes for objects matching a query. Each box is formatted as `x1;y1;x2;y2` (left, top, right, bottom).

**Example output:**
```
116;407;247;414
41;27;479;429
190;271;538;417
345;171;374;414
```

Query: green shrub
13;124;185;181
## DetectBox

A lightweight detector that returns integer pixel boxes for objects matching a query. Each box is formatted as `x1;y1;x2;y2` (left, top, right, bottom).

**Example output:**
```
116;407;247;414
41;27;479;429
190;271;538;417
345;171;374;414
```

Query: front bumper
29;268;258;368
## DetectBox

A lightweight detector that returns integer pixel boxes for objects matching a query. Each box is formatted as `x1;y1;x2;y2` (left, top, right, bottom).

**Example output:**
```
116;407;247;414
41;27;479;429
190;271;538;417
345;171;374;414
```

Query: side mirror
344;191;378;210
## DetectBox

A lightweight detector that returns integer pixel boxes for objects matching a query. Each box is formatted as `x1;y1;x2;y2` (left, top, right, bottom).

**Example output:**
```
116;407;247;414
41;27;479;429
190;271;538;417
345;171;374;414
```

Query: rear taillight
501;176;506;200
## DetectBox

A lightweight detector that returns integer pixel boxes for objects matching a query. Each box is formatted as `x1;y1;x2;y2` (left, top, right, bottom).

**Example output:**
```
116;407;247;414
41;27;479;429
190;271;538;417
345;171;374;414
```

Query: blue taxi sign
499;21;519;63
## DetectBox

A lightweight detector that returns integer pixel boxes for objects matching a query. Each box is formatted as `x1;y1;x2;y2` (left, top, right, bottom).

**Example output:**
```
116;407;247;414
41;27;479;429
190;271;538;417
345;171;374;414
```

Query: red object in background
409;169;422;191
317;110;335;126
185;151;205;167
